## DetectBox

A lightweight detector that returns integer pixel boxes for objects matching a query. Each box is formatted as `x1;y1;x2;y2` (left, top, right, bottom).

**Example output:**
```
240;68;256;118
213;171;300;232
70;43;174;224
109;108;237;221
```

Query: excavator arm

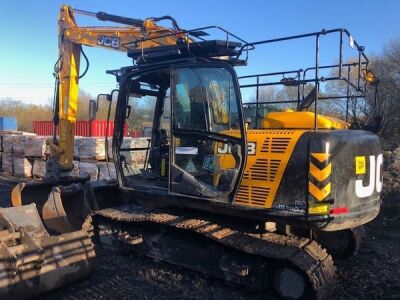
52;5;184;170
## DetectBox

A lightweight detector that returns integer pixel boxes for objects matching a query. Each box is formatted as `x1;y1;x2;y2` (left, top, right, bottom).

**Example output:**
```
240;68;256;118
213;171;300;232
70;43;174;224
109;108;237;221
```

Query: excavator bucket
0;176;99;298
11;176;96;233
42;183;92;233
0;204;95;299
11;176;91;209
2;175;120;299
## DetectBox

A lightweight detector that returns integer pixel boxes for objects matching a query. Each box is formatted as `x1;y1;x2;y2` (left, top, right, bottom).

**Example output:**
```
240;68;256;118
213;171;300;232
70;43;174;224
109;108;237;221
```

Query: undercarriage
91;204;336;299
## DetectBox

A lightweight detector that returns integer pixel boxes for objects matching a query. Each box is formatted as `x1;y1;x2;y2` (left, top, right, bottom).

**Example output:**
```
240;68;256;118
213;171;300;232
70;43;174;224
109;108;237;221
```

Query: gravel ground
0;176;399;299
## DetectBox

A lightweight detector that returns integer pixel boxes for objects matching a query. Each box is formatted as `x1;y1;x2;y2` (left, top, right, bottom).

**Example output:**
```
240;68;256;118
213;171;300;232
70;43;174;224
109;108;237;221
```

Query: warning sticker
355;156;366;175
185;158;198;173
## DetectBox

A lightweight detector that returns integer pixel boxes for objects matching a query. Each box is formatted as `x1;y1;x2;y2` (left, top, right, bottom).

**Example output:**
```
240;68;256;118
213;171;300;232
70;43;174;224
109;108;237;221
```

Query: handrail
236;28;374;129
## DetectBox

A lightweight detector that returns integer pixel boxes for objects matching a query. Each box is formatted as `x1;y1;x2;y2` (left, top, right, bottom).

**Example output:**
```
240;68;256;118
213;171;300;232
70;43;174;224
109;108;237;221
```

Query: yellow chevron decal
310;162;332;181
309;181;331;201
310;152;331;163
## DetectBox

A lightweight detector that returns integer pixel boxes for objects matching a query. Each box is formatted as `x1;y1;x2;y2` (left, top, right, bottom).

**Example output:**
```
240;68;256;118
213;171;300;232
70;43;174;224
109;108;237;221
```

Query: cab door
169;63;246;202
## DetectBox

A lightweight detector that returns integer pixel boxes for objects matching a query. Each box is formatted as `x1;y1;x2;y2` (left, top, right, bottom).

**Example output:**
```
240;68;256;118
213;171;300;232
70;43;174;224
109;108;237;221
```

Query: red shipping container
32;120;129;137
129;130;142;138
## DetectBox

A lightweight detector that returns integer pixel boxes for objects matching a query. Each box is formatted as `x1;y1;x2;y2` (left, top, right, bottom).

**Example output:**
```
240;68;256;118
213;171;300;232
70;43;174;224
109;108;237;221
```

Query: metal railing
237;28;376;129
114;24;377;129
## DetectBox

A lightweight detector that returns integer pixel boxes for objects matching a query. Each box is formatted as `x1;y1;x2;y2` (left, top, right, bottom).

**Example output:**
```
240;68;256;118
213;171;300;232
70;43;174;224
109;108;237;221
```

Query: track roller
273;267;308;299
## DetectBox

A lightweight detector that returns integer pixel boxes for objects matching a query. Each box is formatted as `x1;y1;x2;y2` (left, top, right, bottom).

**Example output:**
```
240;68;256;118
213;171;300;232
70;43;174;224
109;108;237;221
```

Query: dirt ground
0;176;399;299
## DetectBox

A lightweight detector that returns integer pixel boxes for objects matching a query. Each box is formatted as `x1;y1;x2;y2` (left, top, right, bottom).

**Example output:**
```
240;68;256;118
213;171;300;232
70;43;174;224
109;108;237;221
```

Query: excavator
0;5;382;299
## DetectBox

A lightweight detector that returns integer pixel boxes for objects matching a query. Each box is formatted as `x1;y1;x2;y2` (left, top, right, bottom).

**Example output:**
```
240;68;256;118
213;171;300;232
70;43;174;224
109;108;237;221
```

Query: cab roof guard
123;25;252;65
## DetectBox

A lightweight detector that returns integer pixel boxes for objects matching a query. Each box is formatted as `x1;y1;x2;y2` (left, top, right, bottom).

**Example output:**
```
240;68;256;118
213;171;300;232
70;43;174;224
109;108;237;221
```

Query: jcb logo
355;154;383;198
97;35;120;49
217;142;256;155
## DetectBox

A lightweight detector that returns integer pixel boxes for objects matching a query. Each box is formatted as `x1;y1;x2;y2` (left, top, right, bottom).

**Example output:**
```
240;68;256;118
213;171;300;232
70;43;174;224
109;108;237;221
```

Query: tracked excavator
0;5;382;299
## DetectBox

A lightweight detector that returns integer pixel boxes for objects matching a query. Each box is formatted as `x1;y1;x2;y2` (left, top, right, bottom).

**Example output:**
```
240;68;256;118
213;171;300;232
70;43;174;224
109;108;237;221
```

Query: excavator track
91;204;336;299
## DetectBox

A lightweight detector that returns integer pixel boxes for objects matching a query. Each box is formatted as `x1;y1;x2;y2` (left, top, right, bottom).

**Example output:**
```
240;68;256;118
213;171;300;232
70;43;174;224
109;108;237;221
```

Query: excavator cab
115;61;246;203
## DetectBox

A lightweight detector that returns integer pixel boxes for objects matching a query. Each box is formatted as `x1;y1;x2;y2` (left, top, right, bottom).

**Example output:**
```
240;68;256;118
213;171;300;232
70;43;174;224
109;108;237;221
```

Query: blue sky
0;0;399;105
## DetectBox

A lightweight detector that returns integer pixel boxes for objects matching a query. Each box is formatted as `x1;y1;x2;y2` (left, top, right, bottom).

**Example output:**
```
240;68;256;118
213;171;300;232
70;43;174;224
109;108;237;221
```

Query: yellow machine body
215;128;305;208
262;111;348;130
234;129;306;208
215;111;380;224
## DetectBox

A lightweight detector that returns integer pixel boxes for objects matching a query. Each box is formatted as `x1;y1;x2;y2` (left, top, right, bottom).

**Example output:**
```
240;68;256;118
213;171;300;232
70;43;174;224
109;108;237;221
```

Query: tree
0;98;52;131
322;60;370;121
369;39;400;142
0;89;117;132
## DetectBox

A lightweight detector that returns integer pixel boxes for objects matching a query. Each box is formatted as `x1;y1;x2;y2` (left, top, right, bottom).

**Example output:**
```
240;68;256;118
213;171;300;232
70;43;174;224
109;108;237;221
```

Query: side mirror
89;100;97;121
96;93;112;110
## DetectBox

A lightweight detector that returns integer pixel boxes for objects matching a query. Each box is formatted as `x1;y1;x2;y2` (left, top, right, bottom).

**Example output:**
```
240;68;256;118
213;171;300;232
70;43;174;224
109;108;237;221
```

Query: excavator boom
53;5;184;170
